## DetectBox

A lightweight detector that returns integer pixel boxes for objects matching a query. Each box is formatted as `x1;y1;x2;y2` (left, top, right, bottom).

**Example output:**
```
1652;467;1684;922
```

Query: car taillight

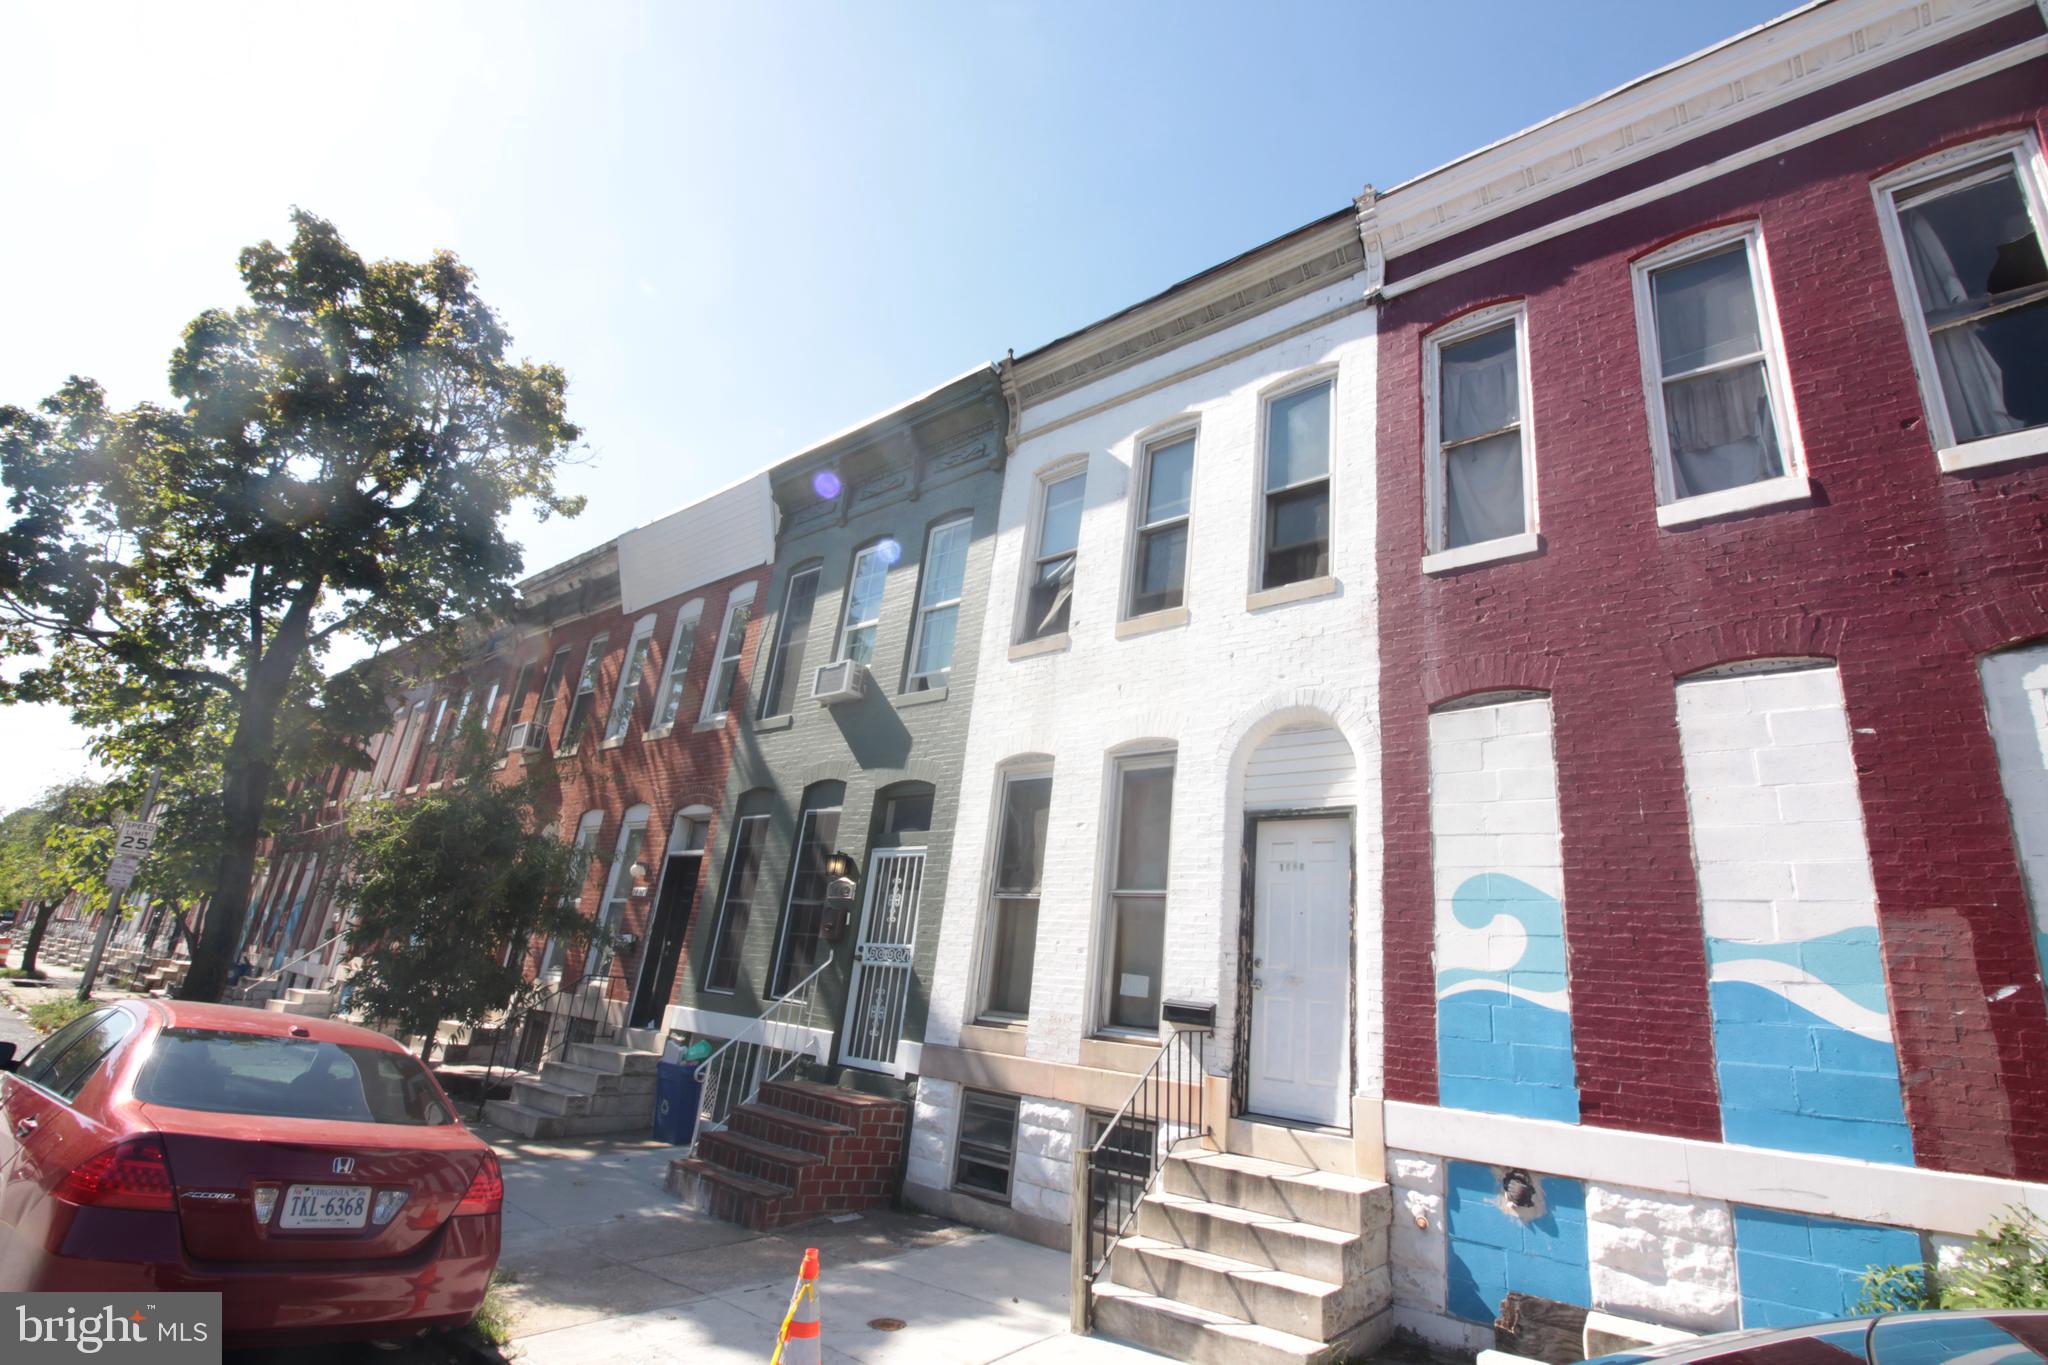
55;1137;176;1211
453;1153;502;1216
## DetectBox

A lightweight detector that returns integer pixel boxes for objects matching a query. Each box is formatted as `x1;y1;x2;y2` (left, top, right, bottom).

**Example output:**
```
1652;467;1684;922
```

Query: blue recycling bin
653;1059;703;1145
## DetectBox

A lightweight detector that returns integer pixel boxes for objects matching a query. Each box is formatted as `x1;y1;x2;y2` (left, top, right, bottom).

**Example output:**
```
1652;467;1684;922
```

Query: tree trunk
18;899;57;976
178;581;321;1003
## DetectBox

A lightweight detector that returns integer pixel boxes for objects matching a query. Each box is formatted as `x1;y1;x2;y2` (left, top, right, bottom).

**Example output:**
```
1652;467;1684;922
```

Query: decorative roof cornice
1010;210;1364;412
1372;0;2034;262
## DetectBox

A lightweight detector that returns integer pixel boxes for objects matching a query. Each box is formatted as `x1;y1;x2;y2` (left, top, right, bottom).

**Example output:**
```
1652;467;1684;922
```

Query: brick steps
666;1078;905;1230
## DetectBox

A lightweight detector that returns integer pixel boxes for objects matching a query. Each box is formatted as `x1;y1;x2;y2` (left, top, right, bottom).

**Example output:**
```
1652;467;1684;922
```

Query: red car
0;998;501;1347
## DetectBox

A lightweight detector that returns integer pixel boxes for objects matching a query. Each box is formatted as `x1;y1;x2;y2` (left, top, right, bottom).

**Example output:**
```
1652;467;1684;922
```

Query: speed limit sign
115;819;157;857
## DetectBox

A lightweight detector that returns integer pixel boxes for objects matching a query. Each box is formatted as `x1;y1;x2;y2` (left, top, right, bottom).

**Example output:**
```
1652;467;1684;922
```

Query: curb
434;1327;512;1365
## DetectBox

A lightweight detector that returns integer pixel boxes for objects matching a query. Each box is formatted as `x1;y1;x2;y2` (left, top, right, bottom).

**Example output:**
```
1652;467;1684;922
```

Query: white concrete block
1766;707;1850;748
1756;742;1855;787
1774;781;1863;824
1586;1182;1740;1333
1791;860;1877;901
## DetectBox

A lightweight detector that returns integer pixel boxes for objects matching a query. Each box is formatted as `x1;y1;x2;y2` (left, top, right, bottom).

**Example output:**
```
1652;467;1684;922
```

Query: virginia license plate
280;1183;369;1229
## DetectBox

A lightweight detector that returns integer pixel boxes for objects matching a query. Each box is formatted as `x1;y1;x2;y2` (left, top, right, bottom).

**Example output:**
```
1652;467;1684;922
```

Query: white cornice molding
1354;184;1385;296
1375;0;2034;262
1011;214;1363;410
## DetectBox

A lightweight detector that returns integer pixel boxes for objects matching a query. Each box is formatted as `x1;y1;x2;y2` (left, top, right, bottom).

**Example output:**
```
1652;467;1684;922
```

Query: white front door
1248;818;1351;1126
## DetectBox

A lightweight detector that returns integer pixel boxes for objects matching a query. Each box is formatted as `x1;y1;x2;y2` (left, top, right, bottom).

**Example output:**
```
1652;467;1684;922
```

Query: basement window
953;1089;1020;1202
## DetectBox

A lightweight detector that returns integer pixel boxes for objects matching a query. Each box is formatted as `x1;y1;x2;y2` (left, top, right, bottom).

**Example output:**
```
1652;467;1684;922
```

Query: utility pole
78;771;161;1003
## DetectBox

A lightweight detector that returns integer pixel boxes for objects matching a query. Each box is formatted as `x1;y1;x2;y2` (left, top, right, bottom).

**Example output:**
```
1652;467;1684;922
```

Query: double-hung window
1020;469;1084;643
558;635;609;752
603;617;657;744
1874;135;2048;472
760;568;822;719
530;646;573;742
1261;379;1333;588
1103;754;1174;1032
981;772;1050;1020
497;660;536;753
703;813;769;992
649;603;703;732
1127;433;1193;619
542;810;604;978
770;801;842;997
699;585;757;724
1633;226;1804;523
906;517;971;691
1425;308;1536;567
590;808;647;975
838;542;892;667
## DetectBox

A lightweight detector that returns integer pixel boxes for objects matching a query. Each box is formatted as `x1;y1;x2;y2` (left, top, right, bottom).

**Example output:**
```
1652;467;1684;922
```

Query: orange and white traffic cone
771;1247;821;1365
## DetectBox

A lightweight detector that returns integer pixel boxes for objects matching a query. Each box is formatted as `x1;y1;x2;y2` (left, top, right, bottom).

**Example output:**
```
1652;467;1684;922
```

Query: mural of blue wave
1707;920;1913;1166
1437;873;1580;1123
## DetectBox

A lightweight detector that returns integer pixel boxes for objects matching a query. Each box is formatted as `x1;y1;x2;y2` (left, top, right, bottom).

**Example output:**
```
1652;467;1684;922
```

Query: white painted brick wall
1585;1181;1739;1332
1012;1098;1080;1225
921;267;1381;1132
908;1077;961;1192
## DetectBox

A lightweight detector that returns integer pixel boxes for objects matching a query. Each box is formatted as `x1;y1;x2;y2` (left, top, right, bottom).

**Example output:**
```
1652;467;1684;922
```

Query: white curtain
1903;208;2020;444
1665;364;1782;498
1441;332;1524;546
1445;433;1525;547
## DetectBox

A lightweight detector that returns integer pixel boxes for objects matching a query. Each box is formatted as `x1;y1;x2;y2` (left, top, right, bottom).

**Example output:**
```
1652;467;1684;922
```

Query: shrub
1857;1207;2048;1313
28;995;94;1034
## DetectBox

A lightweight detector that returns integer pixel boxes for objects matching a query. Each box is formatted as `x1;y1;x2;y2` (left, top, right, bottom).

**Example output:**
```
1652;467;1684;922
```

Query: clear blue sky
0;0;1794;808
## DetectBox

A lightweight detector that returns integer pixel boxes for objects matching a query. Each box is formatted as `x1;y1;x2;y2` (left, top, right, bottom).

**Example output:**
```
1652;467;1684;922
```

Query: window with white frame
981;771;1050;1021
1262;379;1334;587
1633;226;1800;508
590;806;648;975
558;633;609;751
1102;753;1174;1032
769;795;842;998
1127;433;1193;619
496;659;535;752
1427;309;1535;554
907;517;971;691
649;603;703;732
837;541;893;667
699;585;757;723
1875;136;2048;467
475;679;500;739
530;645;573;741
603;616;657;744
703;812;770;992
759;567;822;719
1019;468;1084;642
541;810;604;978
953;1089;1020;1201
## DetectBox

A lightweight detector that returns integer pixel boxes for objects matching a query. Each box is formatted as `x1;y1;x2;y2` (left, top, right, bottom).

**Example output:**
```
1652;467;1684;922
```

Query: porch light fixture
629;861;648;881
824;851;859;881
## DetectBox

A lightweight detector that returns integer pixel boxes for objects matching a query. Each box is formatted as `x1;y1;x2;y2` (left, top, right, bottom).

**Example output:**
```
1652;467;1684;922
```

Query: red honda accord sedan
0;998;502;1346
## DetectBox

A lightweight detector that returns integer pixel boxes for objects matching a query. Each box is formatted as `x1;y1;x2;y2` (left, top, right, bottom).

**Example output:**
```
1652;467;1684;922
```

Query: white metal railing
234;930;348;1003
689;959;833;1147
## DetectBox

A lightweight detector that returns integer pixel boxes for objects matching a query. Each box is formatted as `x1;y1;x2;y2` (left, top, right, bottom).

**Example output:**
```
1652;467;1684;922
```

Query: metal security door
840;848;925;1074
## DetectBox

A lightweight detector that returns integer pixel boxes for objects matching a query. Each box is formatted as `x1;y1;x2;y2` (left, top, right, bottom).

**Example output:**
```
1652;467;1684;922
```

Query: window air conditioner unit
811;659;868;707
504;721;549;754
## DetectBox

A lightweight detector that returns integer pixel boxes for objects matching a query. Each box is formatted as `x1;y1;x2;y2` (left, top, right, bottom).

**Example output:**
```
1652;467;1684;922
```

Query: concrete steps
481;1033;663;1139
263;987;335;1017
1090;1146;1393;1365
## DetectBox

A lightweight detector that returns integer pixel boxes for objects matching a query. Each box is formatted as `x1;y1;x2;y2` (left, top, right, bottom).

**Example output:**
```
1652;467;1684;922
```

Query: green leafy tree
340;730;596;1062
0;210;582;1001
0;779;111;975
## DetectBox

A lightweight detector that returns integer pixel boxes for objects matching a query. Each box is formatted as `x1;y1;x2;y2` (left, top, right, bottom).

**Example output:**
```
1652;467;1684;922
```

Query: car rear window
134;1029;454;1126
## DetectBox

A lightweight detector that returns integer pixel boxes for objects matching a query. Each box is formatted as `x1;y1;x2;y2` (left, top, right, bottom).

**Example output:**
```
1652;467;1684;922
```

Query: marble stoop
480;1037;661;1139
1091;1149;1394;1365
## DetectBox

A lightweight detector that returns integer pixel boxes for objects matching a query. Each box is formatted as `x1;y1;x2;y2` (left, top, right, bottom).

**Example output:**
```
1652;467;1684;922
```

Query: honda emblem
333;1157;356;1176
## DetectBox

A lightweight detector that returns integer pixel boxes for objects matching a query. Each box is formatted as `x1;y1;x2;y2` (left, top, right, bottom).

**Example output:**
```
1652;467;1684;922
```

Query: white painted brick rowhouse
911;254;1382;1240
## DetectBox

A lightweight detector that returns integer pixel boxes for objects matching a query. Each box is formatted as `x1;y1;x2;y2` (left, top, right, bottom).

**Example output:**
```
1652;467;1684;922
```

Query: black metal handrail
1069;1024;1211;1333
473;949;635;1121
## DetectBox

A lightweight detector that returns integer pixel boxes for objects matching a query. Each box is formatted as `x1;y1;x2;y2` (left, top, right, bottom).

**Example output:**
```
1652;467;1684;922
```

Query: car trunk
144;1110;487;1264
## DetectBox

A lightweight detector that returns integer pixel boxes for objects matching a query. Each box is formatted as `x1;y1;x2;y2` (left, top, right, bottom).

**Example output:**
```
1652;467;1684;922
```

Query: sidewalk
479;1122;1167;1365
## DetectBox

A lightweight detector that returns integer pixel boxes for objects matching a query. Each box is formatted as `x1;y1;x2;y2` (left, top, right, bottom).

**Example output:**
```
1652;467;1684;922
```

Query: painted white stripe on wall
1981;643;2048;960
